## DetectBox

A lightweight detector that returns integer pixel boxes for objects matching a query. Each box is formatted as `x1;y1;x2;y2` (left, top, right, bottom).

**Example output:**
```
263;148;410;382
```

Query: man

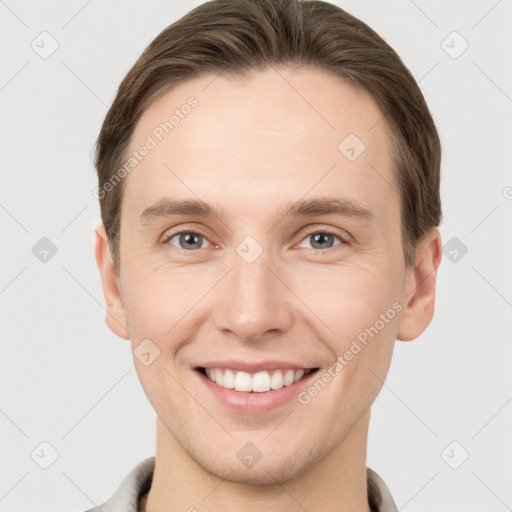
90;0;442;510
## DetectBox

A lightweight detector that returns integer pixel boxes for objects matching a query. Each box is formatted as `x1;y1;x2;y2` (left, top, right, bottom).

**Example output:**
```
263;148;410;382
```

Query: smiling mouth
197;367;319;393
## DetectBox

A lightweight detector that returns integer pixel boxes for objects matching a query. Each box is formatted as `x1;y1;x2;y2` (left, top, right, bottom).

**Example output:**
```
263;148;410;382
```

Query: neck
142;411;372;512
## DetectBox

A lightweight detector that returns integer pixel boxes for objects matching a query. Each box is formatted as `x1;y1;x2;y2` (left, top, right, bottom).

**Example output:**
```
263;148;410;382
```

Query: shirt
82;456;398;512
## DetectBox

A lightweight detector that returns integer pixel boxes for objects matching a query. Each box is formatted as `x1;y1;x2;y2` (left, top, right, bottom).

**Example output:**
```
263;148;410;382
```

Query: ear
397;228;442;341
94;222;130;340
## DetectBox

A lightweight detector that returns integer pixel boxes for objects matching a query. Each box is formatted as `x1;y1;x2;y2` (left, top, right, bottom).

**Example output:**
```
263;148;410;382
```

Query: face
96;67;440;485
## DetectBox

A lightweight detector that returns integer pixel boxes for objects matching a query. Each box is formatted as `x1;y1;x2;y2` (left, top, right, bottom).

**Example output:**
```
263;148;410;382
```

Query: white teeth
234;371;252;392
294;369;305;382
203;368;311;392
270;370;283;390
252;371;271;392
214;368;224;386
283;369;295;386
223;369;235;389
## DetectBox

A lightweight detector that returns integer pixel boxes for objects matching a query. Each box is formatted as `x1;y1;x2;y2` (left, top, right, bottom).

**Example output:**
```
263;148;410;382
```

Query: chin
192;439;325;486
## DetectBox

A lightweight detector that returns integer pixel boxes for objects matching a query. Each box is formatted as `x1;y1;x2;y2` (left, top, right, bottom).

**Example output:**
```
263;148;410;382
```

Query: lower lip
195;369;319;414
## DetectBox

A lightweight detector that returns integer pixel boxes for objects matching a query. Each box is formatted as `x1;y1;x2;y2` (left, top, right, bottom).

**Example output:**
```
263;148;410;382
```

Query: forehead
122;67;398;224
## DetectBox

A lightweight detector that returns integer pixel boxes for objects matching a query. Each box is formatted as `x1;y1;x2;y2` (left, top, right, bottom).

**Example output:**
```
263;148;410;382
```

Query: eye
297;230;347;250
162;228;348;252
164;230;210;250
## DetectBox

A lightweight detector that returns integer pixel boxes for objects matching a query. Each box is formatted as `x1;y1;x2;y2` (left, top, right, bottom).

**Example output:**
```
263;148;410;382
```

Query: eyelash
299;227;350;247
162;226;350;252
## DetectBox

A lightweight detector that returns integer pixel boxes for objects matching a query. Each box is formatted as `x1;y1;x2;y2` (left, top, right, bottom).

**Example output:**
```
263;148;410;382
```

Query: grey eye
298;232;342;250
167;231;208;250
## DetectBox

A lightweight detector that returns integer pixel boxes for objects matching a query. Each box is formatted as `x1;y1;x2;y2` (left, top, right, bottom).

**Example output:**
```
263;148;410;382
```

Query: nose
211;245;294;343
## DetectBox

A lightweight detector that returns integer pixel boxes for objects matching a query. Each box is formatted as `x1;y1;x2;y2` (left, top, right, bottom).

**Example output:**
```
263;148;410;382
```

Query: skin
95;66;442;512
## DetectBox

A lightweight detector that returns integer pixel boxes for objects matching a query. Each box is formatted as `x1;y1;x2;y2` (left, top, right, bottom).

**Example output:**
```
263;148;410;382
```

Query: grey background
1;0;511;510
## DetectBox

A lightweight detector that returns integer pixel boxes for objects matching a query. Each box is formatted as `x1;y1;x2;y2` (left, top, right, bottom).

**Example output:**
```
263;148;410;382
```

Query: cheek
121;264;200;340
294;261;400;333
294;264;400;394
122;251;403;346
122;269;197;410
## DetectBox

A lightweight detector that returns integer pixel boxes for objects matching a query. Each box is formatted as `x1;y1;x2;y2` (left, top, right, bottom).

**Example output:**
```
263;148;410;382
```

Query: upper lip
196;360;318;372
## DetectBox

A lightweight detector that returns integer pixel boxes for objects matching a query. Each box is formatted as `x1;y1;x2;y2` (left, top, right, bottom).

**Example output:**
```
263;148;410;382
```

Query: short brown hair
95;0;442;271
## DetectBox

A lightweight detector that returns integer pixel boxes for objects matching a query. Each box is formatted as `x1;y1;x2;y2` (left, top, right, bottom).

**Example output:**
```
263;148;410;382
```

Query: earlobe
396;228;442;342
94;222;130;340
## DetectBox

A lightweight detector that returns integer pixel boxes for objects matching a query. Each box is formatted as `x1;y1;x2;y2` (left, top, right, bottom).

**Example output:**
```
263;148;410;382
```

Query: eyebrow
139;196;374;226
